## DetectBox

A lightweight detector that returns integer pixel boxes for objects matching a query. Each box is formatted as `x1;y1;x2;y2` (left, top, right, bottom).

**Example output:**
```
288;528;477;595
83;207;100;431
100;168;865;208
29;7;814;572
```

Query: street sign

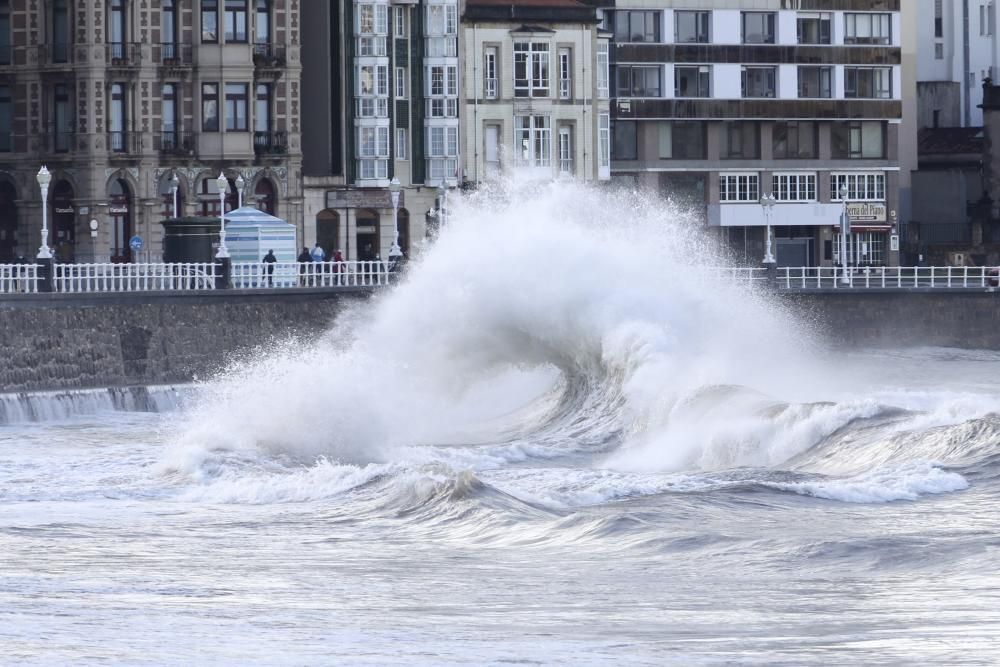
129;235;143;251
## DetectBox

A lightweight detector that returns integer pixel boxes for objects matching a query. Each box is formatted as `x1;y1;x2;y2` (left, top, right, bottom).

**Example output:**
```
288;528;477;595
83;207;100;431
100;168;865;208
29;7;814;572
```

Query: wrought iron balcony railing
157;130;195;155
253;130;287;155
106;42;142;67
252;43;287;68
108;130;142;154
155;42;193;66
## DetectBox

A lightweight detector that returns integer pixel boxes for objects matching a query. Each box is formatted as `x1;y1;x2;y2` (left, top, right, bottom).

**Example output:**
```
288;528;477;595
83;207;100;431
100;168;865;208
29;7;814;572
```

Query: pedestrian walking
262;249;277;287
297;246;311;285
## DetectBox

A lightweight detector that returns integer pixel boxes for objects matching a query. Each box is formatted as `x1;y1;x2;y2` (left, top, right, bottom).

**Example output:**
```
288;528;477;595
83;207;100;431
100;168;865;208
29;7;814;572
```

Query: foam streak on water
4;180;1000;665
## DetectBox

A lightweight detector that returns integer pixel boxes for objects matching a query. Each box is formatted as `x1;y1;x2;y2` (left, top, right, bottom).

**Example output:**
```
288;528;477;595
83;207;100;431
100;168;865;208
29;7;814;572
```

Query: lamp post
839;184;850;285
36;166;52;259
759;192;776;264
437;183;447;226
215;172;230;258
235;173;245;209
170;172;180;219
388;177;402;265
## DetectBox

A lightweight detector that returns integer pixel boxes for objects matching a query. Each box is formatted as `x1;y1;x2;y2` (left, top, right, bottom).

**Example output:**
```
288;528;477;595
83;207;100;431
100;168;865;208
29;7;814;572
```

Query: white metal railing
775;266;1000;290
0;263;40;293
53;262;217;293
710;266;770;286
230;261;393;289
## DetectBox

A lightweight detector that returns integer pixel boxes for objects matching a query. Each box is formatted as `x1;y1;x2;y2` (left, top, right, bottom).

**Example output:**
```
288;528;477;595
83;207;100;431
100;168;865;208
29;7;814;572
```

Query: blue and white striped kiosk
225;206;298;288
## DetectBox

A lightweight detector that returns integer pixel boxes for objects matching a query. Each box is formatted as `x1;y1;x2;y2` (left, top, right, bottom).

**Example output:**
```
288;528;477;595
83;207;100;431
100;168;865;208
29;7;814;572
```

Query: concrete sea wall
2;288;1000;394
0;290;369;393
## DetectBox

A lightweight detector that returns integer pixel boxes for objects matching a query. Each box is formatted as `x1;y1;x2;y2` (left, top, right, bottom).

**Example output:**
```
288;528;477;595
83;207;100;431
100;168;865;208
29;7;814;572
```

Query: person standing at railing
262;249;277;287
297;246;311;286
311;243;326;285
333;249;344;285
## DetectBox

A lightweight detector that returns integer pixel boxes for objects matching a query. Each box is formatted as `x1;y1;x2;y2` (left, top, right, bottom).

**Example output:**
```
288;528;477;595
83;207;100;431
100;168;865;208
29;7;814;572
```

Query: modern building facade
607;1;903;268
301;0;460;262
460;0;611;185
0;0;302;264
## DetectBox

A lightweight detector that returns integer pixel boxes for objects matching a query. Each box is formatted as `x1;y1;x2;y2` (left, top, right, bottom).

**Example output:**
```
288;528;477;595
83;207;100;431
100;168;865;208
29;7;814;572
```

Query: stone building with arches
0;0;302;263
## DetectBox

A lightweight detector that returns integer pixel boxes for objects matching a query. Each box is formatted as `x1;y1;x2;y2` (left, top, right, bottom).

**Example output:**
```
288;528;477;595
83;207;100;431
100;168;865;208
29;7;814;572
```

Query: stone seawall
778;290;1000;350
2;288;999;393
0;290;370;393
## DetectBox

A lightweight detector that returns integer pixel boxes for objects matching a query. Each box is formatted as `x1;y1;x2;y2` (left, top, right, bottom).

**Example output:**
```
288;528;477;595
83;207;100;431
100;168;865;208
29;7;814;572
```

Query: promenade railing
0;263;40;293
231;260;392;289
777;266;997;290
53;262;217;293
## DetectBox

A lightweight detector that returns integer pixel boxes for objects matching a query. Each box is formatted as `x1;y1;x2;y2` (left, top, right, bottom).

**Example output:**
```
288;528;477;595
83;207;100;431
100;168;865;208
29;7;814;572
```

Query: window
845;67;892;98
426;4;456;56
613;10;660;43
0;0;10;66
109;0;126;44
612;120;636;160
202;0;218;42
832;121;885;159
255;0;270;44
254;83;270;133
162;0;178;58
225;83;248;131
202;82;219;131
515;115;551;167
559;48;572;100
395;67;405;99
599;113;610;169
426;66;458;118
225;0;247;42
836;231;884;266
597;42;609;98
162;82;177;134
558;126;573;175
772;121;817;159
772;173;816;202
798;66;832;98
658;122;671;158
484;47;498;99
797;12;831;44
721;122;759;159
357;65;389;117
485;124;500;173
742;12;775;44
935;0;943;37
0;85;11;151
358;126;389;180
674;65;710;97
426;126;458;180
844;13;891;44
52;84;71;152
935;42;944;59
514;42;550;98
616;65;661;97
396;128;407;160
656;121;706;159
675;10;709;43
830;172;885;201
741;66;776;98
394;6;406;38
719;173;759;202
110;83;126;151
53;0;70;63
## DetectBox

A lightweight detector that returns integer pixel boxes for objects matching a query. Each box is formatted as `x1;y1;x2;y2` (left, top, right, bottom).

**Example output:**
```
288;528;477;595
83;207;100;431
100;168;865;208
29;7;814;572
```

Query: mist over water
5;179;1000;664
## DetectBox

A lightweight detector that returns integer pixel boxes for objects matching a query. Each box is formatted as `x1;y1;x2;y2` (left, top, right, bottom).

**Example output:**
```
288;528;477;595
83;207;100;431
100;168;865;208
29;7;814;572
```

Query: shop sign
109;205;128;214
54;207;74;214
325;189;403;210
847;202;886;222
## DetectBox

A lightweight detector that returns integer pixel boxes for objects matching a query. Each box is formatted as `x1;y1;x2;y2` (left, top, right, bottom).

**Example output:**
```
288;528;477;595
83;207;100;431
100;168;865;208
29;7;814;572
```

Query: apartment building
460;0;612;185
607;1;903;268
0;0;302;264
302;0;460;262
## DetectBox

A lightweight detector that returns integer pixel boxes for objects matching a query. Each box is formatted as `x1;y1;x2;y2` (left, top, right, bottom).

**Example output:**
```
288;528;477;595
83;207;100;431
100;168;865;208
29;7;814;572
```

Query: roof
465;0;585;7
224;206;292;227
918;127;984;155
463;0;597;23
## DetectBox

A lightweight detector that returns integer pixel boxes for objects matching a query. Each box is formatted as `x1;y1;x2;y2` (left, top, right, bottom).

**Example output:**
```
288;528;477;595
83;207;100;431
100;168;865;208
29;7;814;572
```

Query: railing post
215;257;231;289
763;262;777;290
37;257;54;293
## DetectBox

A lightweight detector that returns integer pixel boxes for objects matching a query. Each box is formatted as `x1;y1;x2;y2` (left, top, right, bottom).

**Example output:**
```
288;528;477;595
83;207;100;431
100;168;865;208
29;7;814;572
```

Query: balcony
108;131;142;155
155;43;193;68
252;43;287;72
36;131;75;155
106;42;142;69
157;130;195;156
254;130;287;156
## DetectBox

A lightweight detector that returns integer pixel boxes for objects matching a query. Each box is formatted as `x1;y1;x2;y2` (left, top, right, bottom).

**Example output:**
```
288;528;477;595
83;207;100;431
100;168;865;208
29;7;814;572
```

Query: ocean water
3;182;1000;665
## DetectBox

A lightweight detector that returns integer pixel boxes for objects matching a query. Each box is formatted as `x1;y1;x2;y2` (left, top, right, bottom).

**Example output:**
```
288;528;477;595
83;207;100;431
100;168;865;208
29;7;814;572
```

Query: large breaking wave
161;179;999;511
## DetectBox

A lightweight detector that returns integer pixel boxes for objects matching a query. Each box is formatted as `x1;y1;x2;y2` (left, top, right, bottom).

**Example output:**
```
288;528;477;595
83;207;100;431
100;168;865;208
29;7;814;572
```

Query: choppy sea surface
4;182;1000;664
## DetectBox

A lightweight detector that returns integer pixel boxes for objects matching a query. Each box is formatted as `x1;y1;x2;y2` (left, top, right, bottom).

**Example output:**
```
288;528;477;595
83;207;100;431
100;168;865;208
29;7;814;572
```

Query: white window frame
598;113;610;170
558;125;572;175
844;12;891;44
395;66;406;99
596;42;609;99
394;6;405;37
830;172;885;202
835;231;885;266
514;41;550;98
719;172;760;203
844;66;893;99
396;127;407;160
558;47;571;100
484;47;498;99
772;172;817;202
515;115;551;168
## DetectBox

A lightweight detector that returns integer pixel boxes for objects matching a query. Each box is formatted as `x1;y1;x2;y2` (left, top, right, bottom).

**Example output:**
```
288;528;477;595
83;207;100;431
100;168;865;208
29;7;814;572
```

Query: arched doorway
52;180;75;262
109;178;132;262
397;208;410;256
355;208;379;260
316;209;339;256
0;181;17;262
255;178;276;214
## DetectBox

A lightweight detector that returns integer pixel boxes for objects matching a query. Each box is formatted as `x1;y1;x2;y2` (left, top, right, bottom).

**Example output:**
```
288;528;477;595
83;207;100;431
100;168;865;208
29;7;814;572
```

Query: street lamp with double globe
215;172;230;258
388;177;403;269
839;184;850;285
759;192;776;264
36;166;52;259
